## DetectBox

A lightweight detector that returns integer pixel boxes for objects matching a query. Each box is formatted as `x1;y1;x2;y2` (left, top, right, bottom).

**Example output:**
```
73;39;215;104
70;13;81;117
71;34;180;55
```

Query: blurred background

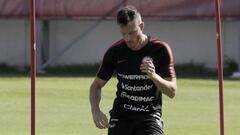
0;0;239;77
0;1;240;135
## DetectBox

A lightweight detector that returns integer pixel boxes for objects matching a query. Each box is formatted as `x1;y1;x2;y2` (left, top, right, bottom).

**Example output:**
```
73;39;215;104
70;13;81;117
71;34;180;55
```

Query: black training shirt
97;37;175;118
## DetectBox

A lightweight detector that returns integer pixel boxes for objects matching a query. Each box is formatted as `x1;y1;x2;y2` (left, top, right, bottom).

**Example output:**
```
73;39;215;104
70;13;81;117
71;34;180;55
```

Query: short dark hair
117;6;140;26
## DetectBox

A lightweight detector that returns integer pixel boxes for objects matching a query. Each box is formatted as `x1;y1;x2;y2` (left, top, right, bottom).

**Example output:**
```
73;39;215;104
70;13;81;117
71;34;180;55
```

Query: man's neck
138;34;148;49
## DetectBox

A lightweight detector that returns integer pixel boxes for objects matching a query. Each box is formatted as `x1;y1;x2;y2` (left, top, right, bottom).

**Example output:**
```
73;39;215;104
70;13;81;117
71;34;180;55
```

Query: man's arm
140;61;177;98
89;77;109;129
150;74;177;98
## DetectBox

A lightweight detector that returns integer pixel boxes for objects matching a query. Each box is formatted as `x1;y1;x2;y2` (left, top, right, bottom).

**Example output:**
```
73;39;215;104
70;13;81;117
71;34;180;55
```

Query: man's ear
139;22;144;31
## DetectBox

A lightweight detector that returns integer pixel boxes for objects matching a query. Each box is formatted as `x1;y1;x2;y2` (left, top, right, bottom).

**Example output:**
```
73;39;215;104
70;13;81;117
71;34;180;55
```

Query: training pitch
0;76;239;135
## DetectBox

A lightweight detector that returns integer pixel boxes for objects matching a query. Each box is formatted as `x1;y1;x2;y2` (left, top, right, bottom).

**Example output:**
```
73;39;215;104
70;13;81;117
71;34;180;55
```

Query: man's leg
108;117;133;135
133;115;164;135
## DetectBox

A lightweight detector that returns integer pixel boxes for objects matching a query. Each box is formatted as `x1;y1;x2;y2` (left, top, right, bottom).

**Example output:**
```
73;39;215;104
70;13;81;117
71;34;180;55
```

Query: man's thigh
133;116;164;135
108;117;133;135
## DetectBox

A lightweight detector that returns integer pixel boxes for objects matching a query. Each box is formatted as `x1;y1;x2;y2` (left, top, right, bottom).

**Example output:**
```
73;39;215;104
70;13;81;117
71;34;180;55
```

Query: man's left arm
140;61;177;98
150;73;177;98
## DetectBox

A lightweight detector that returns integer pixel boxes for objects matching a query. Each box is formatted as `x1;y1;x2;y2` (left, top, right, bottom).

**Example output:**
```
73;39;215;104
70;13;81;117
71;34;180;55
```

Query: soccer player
89;5;177;135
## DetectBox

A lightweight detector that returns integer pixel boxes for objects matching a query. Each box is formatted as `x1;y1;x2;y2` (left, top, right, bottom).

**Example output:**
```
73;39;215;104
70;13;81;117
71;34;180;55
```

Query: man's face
120;21;143;50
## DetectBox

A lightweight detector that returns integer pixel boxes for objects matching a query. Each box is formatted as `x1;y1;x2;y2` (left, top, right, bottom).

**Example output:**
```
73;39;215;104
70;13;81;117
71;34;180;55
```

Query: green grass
0;77;239;135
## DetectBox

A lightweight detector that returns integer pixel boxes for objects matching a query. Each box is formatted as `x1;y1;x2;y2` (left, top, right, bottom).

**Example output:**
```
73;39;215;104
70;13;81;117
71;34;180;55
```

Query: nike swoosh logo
117;59;127;63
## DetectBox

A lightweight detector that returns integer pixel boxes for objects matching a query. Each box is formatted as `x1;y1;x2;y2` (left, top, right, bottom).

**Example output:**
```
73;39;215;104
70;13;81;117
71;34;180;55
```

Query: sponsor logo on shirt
117;59;127;63
124;104;150;112
121;82;153;91
121;92;154;102
142;56;153;63
118;73;149;80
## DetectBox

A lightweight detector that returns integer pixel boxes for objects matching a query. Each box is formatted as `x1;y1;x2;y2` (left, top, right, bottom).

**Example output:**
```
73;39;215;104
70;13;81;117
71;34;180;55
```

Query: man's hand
140;60;177;98
140;60;156;78
90;77;109;129
91;109;109;129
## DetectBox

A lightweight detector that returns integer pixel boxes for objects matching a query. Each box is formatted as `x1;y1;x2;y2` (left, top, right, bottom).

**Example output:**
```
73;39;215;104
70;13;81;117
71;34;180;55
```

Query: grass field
0;76;239;135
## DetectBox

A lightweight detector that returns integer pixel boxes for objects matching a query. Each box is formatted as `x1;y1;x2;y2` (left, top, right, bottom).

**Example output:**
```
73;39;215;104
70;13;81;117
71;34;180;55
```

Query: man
89;5;177;135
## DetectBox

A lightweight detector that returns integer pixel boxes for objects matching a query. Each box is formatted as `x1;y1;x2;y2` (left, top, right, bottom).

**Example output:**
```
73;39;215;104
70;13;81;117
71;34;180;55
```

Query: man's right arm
89;77;109;129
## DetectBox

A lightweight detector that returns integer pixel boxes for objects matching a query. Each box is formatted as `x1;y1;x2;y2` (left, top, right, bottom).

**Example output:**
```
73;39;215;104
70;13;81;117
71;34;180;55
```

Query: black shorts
108;113;164;135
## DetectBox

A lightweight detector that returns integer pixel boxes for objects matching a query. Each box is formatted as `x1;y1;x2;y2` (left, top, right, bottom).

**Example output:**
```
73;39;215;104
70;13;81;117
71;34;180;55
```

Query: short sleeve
159;43;176;78
97;48;116;81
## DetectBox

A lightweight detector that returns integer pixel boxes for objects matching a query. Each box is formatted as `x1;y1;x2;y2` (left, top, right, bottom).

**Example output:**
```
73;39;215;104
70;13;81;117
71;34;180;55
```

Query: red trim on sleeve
96;39;125;79
151;38;175;78
106;39;124;51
